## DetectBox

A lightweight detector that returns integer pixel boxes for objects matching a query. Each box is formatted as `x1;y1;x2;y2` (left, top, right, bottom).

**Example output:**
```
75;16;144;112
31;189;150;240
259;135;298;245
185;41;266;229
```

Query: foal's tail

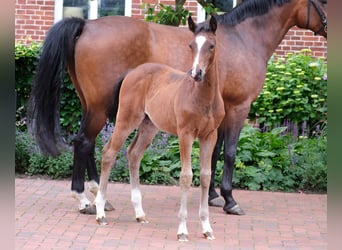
108;70;131;122
28;17;86;156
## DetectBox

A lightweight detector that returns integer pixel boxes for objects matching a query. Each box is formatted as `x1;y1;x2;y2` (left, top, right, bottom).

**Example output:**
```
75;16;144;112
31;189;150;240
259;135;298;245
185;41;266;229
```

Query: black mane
215;0;291;26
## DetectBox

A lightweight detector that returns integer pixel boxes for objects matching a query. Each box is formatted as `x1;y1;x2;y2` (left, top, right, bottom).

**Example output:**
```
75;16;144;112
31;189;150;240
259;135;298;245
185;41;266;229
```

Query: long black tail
28;17;86;156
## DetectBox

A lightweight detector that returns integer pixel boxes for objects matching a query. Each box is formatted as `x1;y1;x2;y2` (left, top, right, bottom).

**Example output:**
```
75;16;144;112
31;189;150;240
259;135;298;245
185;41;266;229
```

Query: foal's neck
200;60;219;99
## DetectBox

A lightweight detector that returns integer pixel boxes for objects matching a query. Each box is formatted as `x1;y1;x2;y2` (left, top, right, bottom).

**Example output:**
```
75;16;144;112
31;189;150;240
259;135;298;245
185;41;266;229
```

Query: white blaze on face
191;35;207;78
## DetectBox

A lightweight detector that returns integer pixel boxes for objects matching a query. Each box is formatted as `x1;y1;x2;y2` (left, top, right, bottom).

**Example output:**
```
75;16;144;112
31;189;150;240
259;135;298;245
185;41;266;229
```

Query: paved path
15;177;327;249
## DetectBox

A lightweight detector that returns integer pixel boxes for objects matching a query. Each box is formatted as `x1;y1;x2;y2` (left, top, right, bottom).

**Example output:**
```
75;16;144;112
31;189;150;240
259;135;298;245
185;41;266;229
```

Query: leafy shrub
15;130;36;173
15;123;326;193
249;49;327;136
291;136;327;192
143;3;190;26
15;42;82;135
15;42;41;131
60;76;82;136
234;126;295;191
233;125;326;192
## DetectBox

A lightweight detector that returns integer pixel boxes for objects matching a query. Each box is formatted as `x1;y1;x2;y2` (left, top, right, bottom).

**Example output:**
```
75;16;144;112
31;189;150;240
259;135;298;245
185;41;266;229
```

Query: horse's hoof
177;233;189;242
224;204;245;215
203;231;215;240
136;217;149;223
79;204;96;215
96;217;108;225
208;197;225;207
104;201;115;211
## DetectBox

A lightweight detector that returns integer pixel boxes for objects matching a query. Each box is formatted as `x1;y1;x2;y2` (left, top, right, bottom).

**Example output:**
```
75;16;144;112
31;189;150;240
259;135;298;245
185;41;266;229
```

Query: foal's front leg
199;132;217;240
177;133;194;242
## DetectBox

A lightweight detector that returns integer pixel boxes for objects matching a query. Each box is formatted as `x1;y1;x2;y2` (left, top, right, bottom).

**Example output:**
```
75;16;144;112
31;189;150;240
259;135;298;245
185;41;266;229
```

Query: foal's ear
209;15;217;34
188;15;197;33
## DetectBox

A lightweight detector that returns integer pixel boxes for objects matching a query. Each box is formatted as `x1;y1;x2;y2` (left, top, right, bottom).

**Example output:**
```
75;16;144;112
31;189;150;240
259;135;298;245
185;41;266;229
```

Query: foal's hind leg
94;121;138;225
127;117;158;223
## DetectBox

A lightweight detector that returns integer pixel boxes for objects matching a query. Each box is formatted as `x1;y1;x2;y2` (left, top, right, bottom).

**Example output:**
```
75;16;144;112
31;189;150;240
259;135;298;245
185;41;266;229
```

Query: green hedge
15;42;82;135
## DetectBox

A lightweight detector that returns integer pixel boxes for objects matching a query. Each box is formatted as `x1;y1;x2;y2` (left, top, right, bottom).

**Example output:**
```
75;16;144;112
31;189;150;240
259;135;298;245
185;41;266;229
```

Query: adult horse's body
95;16;223;241
29;0;327;215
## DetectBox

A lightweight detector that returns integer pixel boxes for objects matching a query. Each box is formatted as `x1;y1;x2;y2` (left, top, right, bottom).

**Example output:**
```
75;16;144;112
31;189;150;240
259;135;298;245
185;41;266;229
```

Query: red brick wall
275;26;327;58
14;0;327;59
15;0;54;44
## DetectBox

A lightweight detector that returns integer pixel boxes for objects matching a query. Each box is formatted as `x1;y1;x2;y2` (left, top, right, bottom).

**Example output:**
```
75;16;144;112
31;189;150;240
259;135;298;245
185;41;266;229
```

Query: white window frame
54;0;132;23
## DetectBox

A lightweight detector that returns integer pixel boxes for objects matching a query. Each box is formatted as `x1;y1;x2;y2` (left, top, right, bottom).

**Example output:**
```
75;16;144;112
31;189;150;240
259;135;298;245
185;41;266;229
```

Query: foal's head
188;16;217;82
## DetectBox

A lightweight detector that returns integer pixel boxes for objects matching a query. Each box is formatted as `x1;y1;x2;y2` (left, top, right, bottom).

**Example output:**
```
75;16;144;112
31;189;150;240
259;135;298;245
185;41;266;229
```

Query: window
54;0;131;23
63;0;89;19
98;0;125;17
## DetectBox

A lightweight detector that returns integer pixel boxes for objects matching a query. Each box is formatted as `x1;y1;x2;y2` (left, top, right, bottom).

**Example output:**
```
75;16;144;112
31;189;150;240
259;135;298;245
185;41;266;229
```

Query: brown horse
94;16;223;241
29;0;327;215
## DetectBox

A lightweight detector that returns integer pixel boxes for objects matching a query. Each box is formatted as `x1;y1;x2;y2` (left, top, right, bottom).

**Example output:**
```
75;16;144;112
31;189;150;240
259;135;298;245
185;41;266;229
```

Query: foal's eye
209;44;215;50
189;44;193;49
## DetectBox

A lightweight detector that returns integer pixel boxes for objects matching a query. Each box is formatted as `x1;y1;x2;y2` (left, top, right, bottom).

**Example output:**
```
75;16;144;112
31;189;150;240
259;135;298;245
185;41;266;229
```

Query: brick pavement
15;177;327;249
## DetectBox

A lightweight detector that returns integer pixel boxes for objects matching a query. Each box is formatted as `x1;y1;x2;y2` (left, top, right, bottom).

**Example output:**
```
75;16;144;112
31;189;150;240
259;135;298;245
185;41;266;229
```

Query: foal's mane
215;0;291;26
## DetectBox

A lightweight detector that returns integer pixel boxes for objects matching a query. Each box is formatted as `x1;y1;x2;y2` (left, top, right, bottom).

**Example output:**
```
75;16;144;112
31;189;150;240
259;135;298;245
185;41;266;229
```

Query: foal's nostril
194;70;203;81
189;68;203;81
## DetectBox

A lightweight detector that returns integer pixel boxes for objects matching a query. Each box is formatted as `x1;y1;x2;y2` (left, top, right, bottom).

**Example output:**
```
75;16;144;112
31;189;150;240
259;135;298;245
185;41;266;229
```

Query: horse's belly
145;97;177;135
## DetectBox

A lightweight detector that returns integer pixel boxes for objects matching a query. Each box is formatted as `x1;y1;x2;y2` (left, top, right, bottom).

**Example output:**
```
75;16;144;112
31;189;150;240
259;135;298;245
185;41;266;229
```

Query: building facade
15;0;327;58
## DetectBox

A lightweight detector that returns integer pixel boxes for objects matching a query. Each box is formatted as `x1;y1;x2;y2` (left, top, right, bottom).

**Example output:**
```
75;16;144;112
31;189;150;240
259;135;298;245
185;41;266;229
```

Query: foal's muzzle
188;69;203;82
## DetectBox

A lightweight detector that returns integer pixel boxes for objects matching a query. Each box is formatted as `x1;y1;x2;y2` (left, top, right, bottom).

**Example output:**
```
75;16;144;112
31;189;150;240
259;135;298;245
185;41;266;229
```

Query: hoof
96;217;108;225
203;231;215;240
224;204;245;215
136;217;149;224
79;204;96;215
177;233;189;242
105;201;115;211
208;197;225;207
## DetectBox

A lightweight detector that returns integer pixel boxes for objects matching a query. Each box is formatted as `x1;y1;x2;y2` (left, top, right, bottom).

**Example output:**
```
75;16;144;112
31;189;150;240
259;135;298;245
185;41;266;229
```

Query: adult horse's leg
127;118;158;223
208;125;225;207
71;110;114;214
220;107;249;215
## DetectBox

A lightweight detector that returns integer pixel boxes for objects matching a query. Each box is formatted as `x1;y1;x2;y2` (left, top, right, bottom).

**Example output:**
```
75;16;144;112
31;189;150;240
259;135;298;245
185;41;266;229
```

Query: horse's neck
201;63;220;100
235;6;295;61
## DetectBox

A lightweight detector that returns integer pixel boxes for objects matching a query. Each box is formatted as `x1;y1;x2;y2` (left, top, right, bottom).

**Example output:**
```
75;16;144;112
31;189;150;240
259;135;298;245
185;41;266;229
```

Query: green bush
15;42;41;131
233;125;326;192
15;124;326;193
143;3;190;26
249;49;327;136
291;136;327;192
15;130;36;173
15;42;82;136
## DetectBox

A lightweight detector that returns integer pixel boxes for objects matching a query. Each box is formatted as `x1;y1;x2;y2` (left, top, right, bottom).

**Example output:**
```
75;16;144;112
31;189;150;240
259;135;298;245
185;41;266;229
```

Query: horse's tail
28;17;86;157
107;70;132;122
